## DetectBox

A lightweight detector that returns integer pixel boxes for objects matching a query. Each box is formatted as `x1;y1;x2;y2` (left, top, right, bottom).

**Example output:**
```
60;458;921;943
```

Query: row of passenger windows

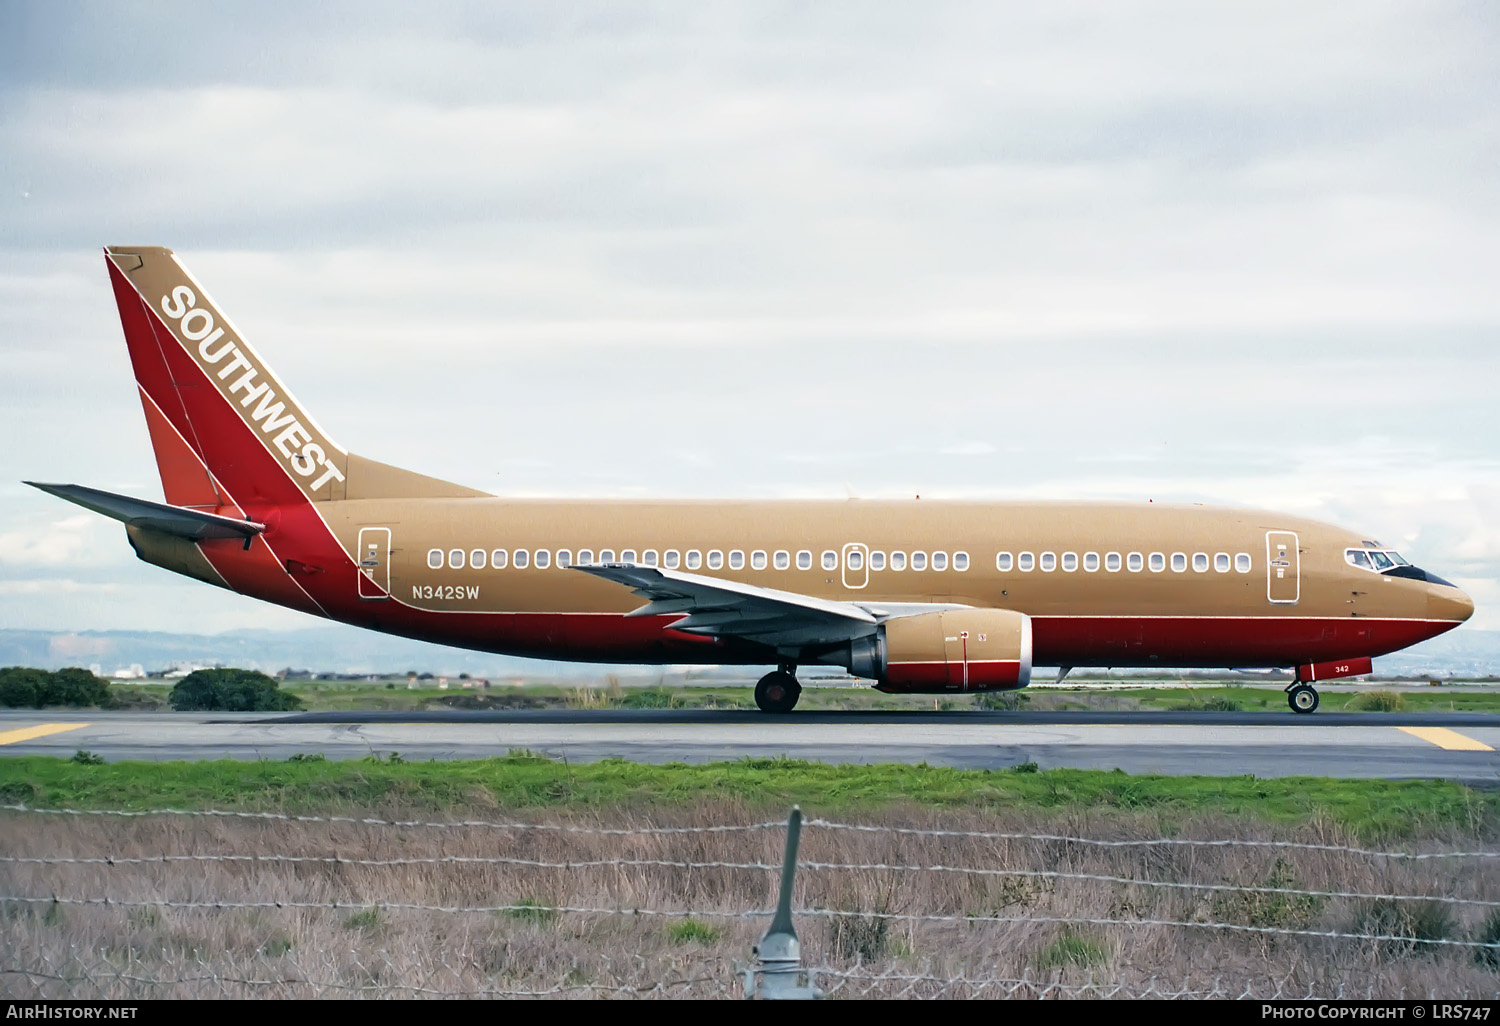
425;547;973;572
997;550;1253;574
425;546;1256;575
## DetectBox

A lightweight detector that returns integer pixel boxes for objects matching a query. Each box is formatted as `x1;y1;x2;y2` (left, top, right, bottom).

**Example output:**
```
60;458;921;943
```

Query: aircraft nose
1429;583;1475;624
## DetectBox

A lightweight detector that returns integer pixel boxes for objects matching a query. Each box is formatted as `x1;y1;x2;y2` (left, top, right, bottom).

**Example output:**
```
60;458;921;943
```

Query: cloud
0;515;110;568
0;2;1497;640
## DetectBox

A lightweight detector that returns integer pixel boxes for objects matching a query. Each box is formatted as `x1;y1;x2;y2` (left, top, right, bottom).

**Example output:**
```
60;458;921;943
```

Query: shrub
0;667;110;708
1475;911;1500;970
1352;899;1453;957
0;667;47;708
1348;690;1404;712
168;668;303;712
42;668;112;708
70;749;105;766
974;691;1028;711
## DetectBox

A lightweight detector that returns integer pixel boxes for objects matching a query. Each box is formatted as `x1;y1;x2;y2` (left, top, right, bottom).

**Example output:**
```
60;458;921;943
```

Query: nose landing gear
755;663;801;713
1286;681;1319;714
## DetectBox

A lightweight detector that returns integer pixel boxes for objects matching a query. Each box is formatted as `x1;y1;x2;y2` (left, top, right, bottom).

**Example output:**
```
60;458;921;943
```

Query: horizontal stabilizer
24;482;265;541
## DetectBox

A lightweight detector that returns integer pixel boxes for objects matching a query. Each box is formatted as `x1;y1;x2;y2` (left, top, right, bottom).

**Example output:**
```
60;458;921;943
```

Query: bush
1475;910;1500;970
0;667;110;708
1348;690;1405;712
1352;899;1453;957
168;668;303;712
974;691;1028;711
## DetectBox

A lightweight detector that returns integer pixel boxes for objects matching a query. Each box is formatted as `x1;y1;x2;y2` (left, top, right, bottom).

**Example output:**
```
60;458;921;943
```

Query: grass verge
0;754;1494;841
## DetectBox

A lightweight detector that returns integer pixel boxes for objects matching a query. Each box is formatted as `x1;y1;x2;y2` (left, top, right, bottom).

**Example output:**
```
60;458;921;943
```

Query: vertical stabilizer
105;246;349;505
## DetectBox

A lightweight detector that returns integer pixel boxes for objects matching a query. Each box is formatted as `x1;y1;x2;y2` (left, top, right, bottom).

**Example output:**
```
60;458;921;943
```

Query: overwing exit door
1266;530;1299;604
357;527;391;600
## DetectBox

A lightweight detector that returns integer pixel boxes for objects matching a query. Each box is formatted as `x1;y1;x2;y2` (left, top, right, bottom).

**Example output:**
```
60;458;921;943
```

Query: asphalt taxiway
2;709;1499;782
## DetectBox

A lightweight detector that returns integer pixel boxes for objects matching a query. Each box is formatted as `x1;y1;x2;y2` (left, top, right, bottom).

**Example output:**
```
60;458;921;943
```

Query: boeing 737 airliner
27;247;1475;713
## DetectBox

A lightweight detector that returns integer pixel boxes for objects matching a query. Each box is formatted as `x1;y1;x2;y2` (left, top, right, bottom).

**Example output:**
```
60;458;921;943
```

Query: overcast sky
1;1;1498;637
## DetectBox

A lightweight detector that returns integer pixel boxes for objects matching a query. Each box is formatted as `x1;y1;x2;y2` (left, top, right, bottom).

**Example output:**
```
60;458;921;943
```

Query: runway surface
3;709;1500;781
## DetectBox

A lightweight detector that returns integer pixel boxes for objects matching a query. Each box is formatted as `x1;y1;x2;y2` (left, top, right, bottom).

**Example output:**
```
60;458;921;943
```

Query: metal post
743;806;820;999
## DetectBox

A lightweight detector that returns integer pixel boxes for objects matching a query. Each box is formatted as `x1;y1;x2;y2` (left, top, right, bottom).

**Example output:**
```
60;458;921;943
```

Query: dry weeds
2;803;1498;999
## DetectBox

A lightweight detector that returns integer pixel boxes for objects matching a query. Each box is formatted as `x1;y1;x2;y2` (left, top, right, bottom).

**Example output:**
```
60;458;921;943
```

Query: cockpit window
1348;547;1416;574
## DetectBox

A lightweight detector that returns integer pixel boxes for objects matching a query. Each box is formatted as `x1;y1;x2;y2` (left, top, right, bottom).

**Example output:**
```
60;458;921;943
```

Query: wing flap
25;482;265;541
571;563;877;648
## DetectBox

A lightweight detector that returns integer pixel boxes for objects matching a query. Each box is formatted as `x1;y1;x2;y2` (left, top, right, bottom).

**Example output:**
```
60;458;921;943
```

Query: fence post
742;806;820;999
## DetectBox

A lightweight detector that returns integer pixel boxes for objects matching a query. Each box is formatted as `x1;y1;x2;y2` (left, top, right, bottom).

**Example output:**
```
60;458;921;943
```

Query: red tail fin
105;246;348;508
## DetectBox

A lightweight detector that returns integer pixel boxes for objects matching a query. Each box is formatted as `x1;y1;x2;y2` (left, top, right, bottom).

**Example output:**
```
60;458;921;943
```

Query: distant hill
1;625;1493;680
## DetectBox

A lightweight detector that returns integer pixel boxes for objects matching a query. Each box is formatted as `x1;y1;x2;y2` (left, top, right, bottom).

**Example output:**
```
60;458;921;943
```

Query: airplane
26;246;1475;715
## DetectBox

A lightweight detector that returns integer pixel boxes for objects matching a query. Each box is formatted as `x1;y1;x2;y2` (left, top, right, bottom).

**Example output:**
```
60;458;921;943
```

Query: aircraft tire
755;671;801;713
1288;684;1319;714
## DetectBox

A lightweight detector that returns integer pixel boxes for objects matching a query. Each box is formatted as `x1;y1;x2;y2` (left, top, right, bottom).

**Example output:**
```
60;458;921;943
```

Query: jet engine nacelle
842;608;1032;693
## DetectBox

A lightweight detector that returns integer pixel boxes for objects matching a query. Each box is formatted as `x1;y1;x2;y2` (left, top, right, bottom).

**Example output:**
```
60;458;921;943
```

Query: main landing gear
755;664;801;714
1286;681;1320;714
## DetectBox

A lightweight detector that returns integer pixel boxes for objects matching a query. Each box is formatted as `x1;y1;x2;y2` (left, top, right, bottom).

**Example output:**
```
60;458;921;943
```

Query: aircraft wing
570;563;878;648
24;482;265;541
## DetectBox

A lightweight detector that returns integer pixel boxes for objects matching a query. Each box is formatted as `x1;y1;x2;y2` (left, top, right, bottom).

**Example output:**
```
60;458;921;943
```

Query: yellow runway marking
1397;727;1494;752
0;723;89;746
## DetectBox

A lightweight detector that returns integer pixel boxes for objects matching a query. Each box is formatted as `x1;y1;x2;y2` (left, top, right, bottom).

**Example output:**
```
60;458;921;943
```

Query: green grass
101;678;1500;715
1037;931;1110;969
0;754;1495;841
666;918;723;945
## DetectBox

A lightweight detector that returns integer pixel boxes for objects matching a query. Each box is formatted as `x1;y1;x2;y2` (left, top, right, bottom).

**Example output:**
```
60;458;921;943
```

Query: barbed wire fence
3;803;1500;999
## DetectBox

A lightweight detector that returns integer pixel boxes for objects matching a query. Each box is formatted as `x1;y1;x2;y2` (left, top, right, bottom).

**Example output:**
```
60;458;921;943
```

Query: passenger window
448;549;465;570
577;548;594;565
1193;553;1209;572
1345;549;1373;571
797;550;812;570
953;552;969;571
599;549;616;563
848;549;864;571
891;551;907;571
1149;552;1165;572
1214;552;1230;572
708;550;724;570
642;550;658;567
686;550;702;570
556;549;572;567
534;549;551;569
870;551;887;571
1061;552;1078;572
513;549;529;569
620;549;637;564
821;550;838;570
1084;552;1100;572
751;550;767;570
932;551;947;571
491;548;508;570
469;549;486;570
1171;552;1187;572
729;550;745;569
427;549;443;569
1127;552;1142;572
1235;552;1251;573
664;550;680;569
1017;552;1034;571
1105;552;1121;572
1039;552;1055;572
996;552;1012;572
911;551;928;571
774;550;790;570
